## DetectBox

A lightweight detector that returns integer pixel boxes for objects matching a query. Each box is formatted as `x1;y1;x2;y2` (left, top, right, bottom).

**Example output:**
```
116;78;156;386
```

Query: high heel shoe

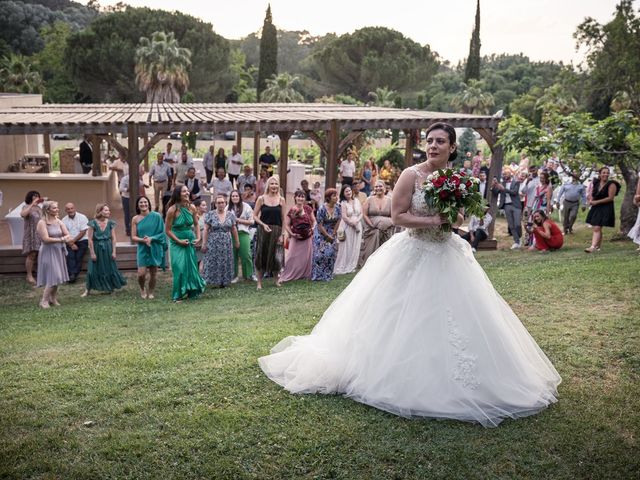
39;300;50;309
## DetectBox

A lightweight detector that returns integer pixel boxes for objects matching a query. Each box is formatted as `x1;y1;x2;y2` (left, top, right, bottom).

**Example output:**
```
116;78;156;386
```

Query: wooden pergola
0;103;504;236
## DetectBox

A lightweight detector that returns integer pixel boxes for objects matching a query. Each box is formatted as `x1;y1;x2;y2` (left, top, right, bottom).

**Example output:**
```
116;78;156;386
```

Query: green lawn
0;224;638;479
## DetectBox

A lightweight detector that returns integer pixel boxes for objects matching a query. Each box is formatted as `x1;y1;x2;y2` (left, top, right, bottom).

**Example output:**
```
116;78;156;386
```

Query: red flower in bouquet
422;168;485;231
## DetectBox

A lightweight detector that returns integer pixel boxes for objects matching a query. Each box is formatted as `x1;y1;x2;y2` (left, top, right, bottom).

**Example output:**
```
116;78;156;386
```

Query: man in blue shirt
557;171;587;234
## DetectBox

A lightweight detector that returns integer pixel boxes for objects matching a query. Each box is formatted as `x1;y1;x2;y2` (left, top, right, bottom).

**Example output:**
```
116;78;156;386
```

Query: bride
259;123;561;427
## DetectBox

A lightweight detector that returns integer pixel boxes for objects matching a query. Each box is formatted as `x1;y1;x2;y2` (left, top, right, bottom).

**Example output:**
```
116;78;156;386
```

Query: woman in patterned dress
21;190;43;285
311;188;341;281
201;194;239;287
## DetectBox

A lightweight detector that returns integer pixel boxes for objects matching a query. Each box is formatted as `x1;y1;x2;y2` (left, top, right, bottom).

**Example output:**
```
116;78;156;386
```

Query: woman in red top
529;210;563;252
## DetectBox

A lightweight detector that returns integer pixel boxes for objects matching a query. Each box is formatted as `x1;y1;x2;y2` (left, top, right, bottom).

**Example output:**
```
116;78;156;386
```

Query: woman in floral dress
311;188;341;281
202;194;239;287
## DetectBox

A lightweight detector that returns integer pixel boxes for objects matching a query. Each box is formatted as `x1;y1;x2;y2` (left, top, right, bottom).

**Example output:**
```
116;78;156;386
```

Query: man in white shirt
163;142;176;163
211;167;233;200
173;151;194;187
149;152;172;213
203;145;215;184
339;152;357;186
62;203;88;283
227;145;244;187
461;208;493;253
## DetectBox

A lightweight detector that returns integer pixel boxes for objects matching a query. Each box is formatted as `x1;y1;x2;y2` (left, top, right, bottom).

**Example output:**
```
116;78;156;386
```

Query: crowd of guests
19;144;639;308
490;155;623;253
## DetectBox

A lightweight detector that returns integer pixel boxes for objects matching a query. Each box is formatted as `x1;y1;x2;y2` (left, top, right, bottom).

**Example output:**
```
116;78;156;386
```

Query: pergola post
43;134;51;159
404;129;415;169
277;131;292;195
127;124;139;241
142;132;149;172
236;131;243;156
253;131;260;175
326;121;340;189
89;135;102;177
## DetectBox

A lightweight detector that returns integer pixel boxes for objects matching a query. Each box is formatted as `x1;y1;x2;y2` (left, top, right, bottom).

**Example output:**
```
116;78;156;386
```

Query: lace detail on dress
406;166;451;243
447;308;479;390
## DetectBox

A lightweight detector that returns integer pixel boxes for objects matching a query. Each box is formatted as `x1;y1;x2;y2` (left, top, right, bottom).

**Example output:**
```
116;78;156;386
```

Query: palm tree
451;80;494;114
0;54;44;94
135;31;191;103
261;73;304;103
368;87;397;107
534;83;578;116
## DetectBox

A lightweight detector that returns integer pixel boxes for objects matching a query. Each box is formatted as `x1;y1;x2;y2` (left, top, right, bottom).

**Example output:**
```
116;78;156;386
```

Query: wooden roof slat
0;102;501;136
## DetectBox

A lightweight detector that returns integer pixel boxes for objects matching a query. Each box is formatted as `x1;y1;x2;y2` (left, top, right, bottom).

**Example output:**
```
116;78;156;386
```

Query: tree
368;87;397;107
257;4;277;101
135;31;191;103
534;83;578;124
458;129;477;164
66;7;234;102
33;22;80;102
451;80;495;114
309;27;439;100
499;112;640;234
464;0;481;83
0;53;44;94
261;73;304;103
0;0;96;55
229;49;257;103
574;0;640;117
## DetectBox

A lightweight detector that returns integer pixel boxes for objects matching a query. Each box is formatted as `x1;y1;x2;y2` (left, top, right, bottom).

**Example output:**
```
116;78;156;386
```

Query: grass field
0;221;638;479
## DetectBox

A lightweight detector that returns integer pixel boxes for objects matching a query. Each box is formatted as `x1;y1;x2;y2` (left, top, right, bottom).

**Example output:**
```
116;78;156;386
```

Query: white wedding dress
259;166;561;427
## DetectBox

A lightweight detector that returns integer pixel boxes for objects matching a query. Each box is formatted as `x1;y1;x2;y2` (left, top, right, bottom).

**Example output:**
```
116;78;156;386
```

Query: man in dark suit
491;169;522;249
79;136;93;174
185;167;202;204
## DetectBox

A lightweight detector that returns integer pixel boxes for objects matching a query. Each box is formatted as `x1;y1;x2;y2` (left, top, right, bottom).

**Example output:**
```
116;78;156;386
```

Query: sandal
584;246;600;253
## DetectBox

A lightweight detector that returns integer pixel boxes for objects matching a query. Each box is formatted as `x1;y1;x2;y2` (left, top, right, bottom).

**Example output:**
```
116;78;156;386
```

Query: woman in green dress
82;203;127;296
165;186;206;301
131;196;167;299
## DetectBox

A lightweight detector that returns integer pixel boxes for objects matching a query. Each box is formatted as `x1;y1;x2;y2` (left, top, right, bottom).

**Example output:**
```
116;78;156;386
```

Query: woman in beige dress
359;180;394;268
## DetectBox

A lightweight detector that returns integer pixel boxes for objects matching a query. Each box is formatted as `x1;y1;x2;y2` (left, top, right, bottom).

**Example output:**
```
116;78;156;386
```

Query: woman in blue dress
201;194;239;287
311;188;342;281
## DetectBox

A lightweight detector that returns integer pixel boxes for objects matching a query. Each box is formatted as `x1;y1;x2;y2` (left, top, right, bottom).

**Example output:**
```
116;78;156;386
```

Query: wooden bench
0;243;139;276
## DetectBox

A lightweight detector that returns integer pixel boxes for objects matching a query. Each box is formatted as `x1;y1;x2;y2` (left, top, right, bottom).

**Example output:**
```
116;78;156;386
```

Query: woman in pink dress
280;190;316;283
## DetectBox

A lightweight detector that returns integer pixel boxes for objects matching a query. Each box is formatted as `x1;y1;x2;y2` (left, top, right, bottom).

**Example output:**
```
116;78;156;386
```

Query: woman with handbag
333;184;363;275
311;188;341;281
280;190;317;283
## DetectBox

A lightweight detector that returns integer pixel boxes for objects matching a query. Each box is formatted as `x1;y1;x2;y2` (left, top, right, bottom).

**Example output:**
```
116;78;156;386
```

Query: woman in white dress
627;172;640;251
333;184;363;275
259;123;561;427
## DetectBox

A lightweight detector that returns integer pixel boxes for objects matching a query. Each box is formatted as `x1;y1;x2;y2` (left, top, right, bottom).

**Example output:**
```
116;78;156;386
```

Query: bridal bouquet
423;168;485;231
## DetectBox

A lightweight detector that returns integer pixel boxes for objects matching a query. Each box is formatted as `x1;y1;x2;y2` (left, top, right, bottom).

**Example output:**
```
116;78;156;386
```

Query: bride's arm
391;168;446;228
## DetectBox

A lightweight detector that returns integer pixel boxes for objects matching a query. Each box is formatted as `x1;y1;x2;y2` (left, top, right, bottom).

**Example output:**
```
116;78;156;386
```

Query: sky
85;0;625;65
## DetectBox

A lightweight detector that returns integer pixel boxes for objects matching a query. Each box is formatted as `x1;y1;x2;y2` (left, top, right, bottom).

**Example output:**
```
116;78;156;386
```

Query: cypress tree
257;4;278;101
464;0;481;83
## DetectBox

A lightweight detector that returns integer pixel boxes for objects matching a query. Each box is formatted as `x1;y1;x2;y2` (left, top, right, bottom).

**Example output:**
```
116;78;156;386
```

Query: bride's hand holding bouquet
422;168;485;231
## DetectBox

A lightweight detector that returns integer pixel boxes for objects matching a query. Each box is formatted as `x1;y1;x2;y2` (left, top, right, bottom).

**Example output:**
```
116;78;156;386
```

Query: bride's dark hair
426;122;458;162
